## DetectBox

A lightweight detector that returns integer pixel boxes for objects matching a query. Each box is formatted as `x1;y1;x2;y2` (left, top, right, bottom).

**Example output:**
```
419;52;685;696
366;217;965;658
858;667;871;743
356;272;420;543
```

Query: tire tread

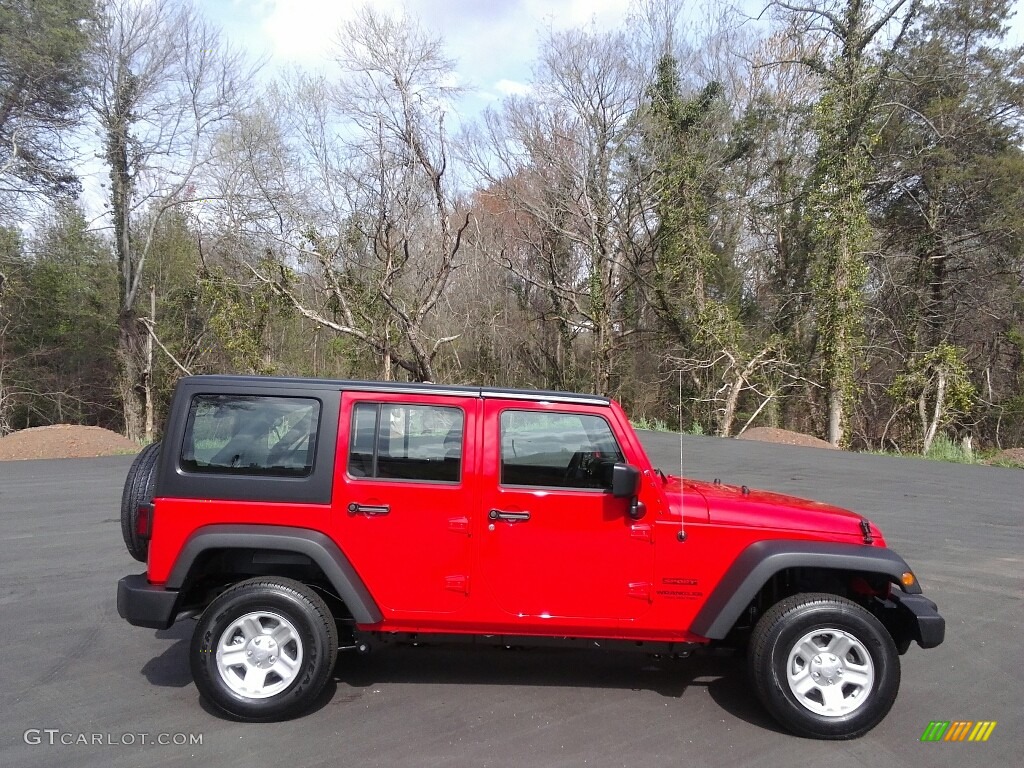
120;441;161;562
190;577;338;722
748;591;899;739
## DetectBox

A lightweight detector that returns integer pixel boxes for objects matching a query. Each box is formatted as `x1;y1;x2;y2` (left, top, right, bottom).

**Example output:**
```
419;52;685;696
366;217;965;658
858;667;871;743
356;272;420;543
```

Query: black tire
120;441;161;562
748;592;900;739
190;577;338;721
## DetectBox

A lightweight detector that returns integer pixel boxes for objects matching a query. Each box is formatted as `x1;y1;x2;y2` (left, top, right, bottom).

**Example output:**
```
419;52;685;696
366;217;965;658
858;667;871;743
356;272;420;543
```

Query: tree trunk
961;434;972;460
118;310;145;442
558;319;575;390
921;367;947;454
144;285;155;443
0;273;9;435
107;67;142;440
828;386;844;448
595;328;612;397
719;372;743;438
925;250;947;347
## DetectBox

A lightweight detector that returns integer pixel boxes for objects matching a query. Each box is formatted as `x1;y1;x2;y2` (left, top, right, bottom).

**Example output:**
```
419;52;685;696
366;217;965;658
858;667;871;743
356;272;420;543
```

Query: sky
68;0;1024;229
201;0;640;103
194;0;1024;112
75;0;644;226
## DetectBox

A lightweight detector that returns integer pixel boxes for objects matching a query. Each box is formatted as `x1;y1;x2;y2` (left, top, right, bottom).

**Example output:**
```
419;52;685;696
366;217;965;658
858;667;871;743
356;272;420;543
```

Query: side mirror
610;463;645;519
610;463;641;498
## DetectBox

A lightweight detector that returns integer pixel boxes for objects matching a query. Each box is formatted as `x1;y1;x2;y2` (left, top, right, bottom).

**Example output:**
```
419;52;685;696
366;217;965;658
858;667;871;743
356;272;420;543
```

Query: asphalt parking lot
1;434;1020;768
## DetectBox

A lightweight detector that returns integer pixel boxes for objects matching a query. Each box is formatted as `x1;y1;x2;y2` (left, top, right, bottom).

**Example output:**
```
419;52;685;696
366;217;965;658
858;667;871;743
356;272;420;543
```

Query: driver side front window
499;410;623;490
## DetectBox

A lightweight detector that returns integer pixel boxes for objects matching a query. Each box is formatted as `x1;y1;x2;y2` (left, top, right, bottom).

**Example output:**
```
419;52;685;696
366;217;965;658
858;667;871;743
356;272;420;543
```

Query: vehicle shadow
193;678;340;720
137;626;781;732
141;621;193;688
141;620;341;719
333;644;784;734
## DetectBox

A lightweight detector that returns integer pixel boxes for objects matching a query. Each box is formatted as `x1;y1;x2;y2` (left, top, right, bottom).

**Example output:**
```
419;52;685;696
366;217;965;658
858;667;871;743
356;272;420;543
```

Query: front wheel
190;577;338;721
749;593;900;739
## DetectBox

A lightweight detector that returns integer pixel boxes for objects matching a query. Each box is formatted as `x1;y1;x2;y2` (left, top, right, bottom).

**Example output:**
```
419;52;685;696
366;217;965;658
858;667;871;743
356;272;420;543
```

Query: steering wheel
563;451;588;484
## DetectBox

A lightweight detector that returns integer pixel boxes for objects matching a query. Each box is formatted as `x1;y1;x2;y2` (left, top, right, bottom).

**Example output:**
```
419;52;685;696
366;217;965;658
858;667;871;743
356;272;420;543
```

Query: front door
480;401;654;622
334;391;478;615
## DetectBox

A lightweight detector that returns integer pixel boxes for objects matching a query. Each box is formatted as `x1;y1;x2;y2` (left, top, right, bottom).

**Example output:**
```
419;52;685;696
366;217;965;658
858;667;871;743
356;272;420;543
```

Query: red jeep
117;375;943;738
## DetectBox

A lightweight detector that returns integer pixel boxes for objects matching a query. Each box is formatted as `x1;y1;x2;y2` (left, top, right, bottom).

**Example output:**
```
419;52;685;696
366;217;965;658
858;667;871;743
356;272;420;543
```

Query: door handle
488;509;530;522
348;502;391;516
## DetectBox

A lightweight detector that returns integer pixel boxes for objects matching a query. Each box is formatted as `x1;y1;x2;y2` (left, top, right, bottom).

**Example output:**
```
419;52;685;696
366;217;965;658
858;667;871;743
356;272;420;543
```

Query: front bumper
877;590;945;651
117;574;180;630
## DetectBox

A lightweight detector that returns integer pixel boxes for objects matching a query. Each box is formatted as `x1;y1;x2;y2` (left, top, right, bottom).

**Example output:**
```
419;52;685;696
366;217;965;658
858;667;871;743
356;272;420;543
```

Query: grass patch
629;418;707;435
988;457;1024;469
631;416;669;432
866;435;977;465
867;434;1023;469
922;434;976;464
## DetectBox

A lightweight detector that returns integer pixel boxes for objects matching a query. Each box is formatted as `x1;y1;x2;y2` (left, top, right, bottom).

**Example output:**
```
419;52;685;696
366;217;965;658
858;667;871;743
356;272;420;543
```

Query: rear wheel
749;593;900;739
190;577;338;721
120;441;160;562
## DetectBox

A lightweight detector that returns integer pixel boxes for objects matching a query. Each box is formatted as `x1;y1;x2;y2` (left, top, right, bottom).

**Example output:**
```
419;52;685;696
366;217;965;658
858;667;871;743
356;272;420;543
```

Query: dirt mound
990;447;1024;467
0;424;140;461
736;426;837;449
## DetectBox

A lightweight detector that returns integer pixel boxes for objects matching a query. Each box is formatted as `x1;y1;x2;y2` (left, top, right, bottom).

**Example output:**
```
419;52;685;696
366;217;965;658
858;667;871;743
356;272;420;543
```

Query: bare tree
232;7;469;383
468;26;648;396
0;259;11;434
91;0;254;440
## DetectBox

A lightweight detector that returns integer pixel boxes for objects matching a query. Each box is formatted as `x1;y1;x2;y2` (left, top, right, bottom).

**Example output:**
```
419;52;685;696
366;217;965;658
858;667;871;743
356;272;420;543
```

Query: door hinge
445;575;470;594
448;516;470;534
630;524;652;542
627;581;652;601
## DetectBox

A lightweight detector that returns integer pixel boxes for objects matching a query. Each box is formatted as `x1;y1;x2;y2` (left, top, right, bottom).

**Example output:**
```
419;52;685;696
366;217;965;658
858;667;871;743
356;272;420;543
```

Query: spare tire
121;441;161;562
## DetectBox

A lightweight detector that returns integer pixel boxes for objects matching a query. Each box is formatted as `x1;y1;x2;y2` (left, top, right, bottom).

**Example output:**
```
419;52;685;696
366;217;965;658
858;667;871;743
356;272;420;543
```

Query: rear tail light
135;502;154;539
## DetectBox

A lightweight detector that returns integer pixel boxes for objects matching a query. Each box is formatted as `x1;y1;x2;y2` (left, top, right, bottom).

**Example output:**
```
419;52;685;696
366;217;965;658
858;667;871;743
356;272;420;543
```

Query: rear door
333;391;478;616
479;401;654;622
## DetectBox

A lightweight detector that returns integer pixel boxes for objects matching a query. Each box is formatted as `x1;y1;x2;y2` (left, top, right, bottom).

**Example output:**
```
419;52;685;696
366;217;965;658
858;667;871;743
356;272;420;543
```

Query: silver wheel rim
215;611;304;699
785;627;875;717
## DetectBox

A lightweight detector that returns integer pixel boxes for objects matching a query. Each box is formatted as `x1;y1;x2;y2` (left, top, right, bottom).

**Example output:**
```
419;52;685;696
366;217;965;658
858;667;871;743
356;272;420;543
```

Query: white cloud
259;0;404;66
494;79;532;97
252;0;632;72
535;0;631;28
260;0;345;64
212;0;634;107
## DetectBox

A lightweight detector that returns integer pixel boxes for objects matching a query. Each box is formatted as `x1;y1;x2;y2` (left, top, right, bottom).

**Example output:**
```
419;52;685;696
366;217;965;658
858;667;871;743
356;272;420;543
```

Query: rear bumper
117;574;179;630
882;590;945;650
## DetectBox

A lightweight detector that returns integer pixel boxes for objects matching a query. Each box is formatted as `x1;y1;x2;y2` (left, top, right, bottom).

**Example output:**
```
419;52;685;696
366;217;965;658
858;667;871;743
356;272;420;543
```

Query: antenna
677;369;686;542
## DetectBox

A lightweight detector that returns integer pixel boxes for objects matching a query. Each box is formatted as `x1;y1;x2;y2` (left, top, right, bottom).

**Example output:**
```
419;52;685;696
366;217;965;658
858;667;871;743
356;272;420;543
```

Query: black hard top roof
179;375;610;407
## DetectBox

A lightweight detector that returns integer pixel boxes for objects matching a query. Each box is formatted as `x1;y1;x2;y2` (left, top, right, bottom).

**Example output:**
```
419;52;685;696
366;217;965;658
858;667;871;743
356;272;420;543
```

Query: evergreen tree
0;0;97;216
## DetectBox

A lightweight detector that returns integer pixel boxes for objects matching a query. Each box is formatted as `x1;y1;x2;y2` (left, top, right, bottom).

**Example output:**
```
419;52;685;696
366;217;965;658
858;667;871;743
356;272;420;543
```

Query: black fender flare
166;524;383;624
690;540;919;640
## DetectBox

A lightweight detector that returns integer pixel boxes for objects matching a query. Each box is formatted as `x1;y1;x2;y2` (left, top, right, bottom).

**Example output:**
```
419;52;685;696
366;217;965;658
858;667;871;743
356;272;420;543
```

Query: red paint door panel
479;401;654;621
333;392;478;615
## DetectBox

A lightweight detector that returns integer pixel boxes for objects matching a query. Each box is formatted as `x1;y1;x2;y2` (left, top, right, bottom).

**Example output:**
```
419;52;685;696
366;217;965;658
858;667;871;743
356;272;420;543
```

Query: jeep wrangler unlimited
117;375;943;738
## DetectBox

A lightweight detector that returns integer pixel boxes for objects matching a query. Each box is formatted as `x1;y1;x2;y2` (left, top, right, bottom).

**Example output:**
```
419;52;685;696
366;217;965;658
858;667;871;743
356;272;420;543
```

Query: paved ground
1;436;1020;768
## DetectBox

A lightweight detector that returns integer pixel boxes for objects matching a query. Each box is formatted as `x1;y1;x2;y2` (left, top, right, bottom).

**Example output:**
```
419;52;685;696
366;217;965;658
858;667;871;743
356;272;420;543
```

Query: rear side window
181;395;320;477
499;410;623;489
348;402;463;483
